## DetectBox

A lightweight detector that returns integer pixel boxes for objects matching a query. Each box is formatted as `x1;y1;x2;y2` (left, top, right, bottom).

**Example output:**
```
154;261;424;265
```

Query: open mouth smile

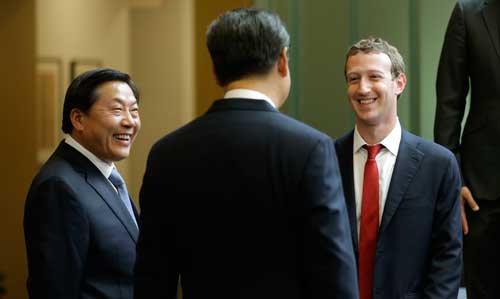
114;134;132;141
358;98;376;104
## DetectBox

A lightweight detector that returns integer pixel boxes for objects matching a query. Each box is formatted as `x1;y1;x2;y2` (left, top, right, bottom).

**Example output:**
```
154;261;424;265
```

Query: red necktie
359;144;383;299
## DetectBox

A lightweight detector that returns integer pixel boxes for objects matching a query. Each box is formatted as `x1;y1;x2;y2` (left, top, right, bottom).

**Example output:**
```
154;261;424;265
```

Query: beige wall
1;1;248;298
0;1;36;298
37;0;131;79
129;0;195;199
37;0;200;200
37;0;132;180
195;0;252;116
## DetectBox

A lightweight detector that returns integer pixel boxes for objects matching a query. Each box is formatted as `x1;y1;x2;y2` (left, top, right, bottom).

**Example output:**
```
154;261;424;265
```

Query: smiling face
346;52;406;133
70;80;141;163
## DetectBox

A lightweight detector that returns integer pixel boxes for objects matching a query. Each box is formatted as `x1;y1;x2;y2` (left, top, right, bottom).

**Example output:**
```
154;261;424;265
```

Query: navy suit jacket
135;99;358;299
335;129;462;299
24;142;139;299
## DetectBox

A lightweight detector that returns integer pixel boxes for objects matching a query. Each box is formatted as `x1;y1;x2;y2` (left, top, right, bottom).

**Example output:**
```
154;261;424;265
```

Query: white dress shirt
353;120;402;239
224;88;276;108
65;135;118;191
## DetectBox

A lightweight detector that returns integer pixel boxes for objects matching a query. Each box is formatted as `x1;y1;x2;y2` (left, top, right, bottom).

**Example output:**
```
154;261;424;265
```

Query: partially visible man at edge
435;0;500;297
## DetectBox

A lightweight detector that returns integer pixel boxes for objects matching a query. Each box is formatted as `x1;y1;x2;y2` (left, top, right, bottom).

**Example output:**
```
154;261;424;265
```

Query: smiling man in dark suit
24;68;141;299
335;37;462;299
435;1;500;298
134;7;357;299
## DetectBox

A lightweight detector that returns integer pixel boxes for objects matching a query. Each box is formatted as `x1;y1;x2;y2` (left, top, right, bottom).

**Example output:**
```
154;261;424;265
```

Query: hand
461;186;479;235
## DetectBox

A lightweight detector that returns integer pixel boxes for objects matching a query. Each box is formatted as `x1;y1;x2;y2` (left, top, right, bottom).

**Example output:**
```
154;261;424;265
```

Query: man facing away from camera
134;7;358;299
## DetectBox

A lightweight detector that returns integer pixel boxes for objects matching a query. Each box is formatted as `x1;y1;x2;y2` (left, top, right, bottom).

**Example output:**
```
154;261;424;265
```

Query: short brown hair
344;37;405;80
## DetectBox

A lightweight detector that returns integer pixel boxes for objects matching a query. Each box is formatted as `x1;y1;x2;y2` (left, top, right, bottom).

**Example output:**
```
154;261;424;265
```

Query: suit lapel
57;142;139;243
335;132;358;251
482;0;500;63
86;173;139;243
379;130;424;234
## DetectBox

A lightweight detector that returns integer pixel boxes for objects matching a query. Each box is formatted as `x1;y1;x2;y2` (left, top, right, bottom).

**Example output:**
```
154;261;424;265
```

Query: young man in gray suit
435;0;500;297
24;68;140;299
134;7;357;299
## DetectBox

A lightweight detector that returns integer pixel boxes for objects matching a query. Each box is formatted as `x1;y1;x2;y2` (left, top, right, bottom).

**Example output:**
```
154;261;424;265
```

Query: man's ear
70;108;85;132
395;73;407;96
277;47;289;78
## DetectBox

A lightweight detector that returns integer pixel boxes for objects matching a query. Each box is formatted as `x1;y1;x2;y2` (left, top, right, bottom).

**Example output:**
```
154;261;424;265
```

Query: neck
224;78;282;107
356;119;397;145
69;132;85;148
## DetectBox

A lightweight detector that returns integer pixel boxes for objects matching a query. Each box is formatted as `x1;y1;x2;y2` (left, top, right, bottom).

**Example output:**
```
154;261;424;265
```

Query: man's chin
109;150;131;162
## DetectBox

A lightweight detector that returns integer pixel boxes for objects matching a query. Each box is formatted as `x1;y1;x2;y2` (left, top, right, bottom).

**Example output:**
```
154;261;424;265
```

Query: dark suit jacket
435;0;500;200
335;129;462;299
24;142;139;299
134;99;358;299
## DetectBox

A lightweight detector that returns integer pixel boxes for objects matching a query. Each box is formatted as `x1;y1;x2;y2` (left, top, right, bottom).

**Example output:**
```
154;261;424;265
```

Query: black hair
206;7;290;86
61;68;139;134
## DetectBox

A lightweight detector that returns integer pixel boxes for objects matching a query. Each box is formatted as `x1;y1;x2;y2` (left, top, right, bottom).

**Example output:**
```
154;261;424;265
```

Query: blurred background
0;0;458;298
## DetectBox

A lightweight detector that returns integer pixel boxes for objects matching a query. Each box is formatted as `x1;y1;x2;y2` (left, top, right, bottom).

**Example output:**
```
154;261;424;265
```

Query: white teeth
115;134;130;141
359;99;375;104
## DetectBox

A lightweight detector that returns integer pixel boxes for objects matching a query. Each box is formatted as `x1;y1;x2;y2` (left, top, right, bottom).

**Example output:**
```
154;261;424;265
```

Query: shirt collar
65;134;115;178
353;119;401;156
224;89;276;108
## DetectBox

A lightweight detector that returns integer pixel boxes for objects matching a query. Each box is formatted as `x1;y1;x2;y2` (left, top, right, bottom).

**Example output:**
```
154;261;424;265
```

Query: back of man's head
206;7;290;87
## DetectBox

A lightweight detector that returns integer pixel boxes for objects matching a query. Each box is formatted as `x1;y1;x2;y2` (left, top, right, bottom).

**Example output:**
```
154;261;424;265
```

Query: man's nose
121;110;135;127
357;77;371;93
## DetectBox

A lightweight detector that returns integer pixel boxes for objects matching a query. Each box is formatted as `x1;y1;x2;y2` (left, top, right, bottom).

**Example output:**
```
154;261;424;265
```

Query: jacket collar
206;98;278;114
54;142;139;242
335;129;425;251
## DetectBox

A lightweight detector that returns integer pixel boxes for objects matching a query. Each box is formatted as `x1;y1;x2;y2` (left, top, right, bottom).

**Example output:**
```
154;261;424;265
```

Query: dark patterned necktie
109;168;138;228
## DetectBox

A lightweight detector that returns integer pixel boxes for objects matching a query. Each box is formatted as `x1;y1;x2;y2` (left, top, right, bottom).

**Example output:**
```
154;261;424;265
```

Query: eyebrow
347;69;386;75
111;98;138;106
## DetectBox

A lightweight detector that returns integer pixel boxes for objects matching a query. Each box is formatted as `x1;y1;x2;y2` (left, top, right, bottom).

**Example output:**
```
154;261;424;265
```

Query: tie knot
109;168;125;188
364;144;383;160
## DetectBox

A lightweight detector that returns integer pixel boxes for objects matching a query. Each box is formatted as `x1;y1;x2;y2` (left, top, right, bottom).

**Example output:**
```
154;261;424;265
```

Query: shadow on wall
0;272;6;299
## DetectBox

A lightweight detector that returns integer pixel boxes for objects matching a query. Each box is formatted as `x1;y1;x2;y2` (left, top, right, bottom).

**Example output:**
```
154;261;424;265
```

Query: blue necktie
109;168;138;228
